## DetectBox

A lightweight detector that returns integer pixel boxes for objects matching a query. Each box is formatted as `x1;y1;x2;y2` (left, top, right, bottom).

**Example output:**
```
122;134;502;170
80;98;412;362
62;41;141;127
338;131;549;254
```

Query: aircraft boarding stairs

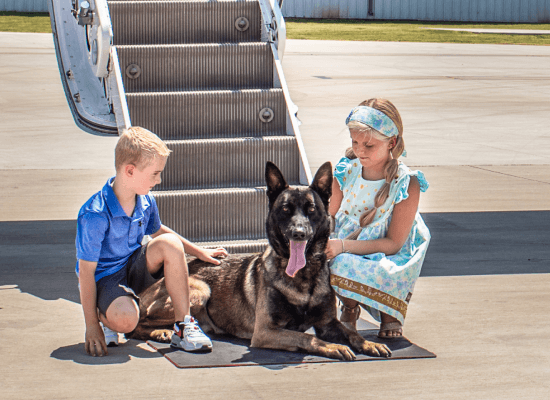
49;0;311;253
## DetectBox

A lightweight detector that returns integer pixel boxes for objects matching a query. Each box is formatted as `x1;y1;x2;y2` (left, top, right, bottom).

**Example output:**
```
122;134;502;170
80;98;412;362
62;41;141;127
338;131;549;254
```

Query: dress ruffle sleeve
394;166;429;205
333;156;353;190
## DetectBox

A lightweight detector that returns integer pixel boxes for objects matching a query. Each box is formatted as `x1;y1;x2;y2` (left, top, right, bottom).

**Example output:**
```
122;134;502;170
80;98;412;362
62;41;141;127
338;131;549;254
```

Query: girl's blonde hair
345;99;405;237
115;126;171;171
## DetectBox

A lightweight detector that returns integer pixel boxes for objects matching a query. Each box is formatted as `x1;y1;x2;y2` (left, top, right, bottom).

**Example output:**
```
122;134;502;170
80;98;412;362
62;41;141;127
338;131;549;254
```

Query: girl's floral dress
330;157;431;325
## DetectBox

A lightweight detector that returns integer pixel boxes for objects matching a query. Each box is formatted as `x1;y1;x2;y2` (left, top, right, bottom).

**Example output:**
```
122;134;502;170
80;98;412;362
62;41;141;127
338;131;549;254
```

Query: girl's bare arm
328;177;343;217
326;177;420;258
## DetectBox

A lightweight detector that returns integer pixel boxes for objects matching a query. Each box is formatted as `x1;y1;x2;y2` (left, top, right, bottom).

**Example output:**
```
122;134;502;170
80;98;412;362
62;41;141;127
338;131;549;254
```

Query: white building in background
0;0;48;12
2;0;550;23
282;0;550;23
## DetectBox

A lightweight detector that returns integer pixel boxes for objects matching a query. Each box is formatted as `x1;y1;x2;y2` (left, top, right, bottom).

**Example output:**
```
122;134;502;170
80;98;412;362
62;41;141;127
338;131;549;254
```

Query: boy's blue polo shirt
75;177;162;281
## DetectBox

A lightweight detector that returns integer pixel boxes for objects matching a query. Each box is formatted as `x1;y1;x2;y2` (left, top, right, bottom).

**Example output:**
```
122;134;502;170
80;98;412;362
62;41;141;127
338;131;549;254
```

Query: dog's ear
265;161;289;206
310;162;332;207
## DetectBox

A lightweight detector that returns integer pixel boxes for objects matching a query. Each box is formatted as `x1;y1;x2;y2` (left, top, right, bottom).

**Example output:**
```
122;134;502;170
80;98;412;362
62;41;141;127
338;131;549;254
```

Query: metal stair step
108;0;261;45
196;239;269;254
152;187;269;243
126;89;286;140
117;43;273;93
159;136;300;190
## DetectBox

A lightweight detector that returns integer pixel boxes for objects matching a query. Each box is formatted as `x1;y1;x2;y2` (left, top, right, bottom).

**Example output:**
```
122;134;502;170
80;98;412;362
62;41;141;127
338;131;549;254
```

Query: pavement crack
467;165;550;185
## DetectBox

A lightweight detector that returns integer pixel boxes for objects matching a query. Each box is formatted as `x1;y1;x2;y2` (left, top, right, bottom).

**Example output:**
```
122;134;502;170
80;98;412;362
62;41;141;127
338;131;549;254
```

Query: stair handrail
260;0;312;185
49;0;130;134
258;0;287;59
106;47;132;132
76;0;112;78
77;0;131;132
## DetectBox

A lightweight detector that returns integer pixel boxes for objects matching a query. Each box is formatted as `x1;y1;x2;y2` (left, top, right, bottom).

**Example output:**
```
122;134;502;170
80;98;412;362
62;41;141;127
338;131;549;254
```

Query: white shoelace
184;323;204;337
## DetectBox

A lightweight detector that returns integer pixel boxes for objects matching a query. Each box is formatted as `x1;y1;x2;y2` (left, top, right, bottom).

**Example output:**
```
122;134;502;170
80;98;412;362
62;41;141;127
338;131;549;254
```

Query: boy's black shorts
95;243;164;317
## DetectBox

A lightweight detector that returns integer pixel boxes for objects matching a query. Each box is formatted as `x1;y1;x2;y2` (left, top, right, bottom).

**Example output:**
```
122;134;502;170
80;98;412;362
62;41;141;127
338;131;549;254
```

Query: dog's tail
189;277;211;314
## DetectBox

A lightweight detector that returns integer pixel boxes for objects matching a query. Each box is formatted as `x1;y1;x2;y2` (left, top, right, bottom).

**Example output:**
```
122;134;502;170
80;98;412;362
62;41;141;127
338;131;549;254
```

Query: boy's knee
156;233;184;255
105;298;139;333
111;316;139;334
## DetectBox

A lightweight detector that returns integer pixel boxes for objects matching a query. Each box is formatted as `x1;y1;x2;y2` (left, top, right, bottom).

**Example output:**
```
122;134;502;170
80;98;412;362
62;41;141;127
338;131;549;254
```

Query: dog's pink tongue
286;240;307;277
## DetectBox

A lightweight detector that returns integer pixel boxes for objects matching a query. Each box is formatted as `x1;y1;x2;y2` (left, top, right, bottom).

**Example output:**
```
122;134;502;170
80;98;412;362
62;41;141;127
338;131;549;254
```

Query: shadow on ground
421;211;550;276
1;211;549;303
50;339;162;365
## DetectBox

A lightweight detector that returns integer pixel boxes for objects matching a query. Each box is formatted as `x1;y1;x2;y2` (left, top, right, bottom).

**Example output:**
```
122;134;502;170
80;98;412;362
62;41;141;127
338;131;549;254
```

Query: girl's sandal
340;303;361;332
377;321;403;339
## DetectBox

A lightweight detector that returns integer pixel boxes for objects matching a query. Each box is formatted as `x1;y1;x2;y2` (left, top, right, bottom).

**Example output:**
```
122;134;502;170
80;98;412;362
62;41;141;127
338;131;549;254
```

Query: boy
76;126;227;357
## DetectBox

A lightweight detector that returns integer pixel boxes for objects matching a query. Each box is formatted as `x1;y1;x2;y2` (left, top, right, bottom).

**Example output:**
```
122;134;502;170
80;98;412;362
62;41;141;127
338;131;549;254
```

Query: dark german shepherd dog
127;162;391;360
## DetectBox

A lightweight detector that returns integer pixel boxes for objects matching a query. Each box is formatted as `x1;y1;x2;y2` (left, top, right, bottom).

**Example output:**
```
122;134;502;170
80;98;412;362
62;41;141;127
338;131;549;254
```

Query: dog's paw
150;329;172;343
323;343;357;361
360;341;392;358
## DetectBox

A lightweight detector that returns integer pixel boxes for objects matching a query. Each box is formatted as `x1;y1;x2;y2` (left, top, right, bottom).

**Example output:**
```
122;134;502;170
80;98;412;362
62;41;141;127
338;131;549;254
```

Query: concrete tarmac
1;33;549;399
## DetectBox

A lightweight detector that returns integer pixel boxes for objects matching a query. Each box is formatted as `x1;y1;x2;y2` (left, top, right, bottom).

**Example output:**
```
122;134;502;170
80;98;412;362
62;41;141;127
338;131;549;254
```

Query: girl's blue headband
345;106;399;138
346;106;406;156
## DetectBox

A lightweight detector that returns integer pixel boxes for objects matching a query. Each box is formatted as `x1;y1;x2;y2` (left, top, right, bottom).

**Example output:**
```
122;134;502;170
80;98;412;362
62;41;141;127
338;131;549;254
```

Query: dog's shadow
211;334;312;366
50;338;162;365
147;334;309;370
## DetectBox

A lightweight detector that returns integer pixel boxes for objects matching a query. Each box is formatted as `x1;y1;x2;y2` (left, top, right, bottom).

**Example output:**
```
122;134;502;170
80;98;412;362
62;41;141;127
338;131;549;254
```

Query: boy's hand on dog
325;239;343;259
85;322;108;357
198;247;229;265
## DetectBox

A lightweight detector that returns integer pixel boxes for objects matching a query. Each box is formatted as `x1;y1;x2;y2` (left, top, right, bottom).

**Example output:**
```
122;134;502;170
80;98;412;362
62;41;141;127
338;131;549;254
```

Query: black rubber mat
147;319;436;368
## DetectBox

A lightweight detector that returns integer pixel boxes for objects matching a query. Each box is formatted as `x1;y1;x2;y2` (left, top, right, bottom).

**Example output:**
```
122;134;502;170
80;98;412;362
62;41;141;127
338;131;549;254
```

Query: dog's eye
282;206;290;212
308;206;316;213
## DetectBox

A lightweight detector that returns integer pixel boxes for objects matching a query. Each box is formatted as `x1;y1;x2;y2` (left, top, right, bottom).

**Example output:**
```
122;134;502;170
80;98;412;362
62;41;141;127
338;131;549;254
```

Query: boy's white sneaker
170;315;213;352
101;323;119;347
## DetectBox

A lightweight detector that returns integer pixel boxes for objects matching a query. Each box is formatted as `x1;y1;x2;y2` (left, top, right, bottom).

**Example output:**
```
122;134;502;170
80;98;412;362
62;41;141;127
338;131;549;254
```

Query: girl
325;99;430;339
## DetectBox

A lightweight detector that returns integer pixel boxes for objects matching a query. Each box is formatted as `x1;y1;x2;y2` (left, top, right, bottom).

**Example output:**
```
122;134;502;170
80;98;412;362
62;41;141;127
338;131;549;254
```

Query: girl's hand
325;239;343;259
198;247;228;265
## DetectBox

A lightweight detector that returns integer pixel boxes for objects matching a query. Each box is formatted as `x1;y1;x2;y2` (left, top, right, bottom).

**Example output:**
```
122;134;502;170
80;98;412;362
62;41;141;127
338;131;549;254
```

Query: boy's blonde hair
115;126;171;171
